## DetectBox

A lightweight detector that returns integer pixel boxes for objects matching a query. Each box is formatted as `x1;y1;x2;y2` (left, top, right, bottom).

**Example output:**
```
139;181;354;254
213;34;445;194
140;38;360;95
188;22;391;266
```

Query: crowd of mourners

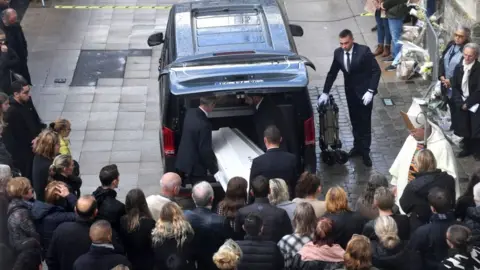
1;139;480;270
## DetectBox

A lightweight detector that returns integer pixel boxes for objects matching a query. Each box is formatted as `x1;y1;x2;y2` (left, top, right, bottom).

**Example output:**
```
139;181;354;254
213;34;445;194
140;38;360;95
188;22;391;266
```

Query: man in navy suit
318;29;381;167
249;125;298;197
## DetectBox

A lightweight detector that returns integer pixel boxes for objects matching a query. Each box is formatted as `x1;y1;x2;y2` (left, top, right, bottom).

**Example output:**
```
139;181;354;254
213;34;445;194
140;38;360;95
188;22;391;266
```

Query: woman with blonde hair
268;178;296;220
278;202;316;268
49;154;82;197
6;177;40;252
152;202;195;270
30;181;76;251
370;216;421;270
31;129;60;201
49;118;80;176
213;239;242;270
399;149;456;230
290;217;345;269
341;235;376;270
324;186;367;249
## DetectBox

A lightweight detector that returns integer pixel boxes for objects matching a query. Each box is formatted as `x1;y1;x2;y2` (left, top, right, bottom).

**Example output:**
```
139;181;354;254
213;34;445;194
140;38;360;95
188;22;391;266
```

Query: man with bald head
46;195;125;270
0;8;31;85
146;172;194;220
73;220;131;270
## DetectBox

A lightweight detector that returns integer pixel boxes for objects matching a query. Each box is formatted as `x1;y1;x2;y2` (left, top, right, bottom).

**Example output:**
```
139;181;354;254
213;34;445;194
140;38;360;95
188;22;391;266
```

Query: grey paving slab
85;130;116;141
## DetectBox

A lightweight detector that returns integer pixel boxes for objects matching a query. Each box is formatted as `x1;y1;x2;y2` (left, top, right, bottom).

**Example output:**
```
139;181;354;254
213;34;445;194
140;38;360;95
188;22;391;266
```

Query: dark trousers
463;138;480;156
15;62;32;85
12;150;34;180
347;92;373;155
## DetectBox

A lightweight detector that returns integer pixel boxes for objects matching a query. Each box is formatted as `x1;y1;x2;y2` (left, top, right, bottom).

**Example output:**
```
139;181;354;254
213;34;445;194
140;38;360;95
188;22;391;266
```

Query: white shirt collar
256;97;264;110
199;106;208;116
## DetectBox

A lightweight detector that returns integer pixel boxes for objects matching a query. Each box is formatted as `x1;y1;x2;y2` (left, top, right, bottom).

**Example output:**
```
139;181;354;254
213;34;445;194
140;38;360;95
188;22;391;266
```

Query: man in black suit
184;181;232;270
245;94;289;152
250;125;298;197
234;175;292;242
318;29;381;167
175;96;219;186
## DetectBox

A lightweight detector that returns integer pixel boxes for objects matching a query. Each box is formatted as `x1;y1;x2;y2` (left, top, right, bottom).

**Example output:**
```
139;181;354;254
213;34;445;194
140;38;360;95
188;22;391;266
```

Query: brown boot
373;44;384;56
381;45;391;58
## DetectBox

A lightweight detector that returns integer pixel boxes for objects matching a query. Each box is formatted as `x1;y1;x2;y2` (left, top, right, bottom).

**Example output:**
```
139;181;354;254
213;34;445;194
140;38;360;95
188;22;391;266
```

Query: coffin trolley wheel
335;150;349;164
321;151;336;166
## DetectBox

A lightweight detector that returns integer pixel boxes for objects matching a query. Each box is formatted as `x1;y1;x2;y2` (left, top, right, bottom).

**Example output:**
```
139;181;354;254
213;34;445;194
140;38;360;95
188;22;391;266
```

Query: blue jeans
388;18;404;58
427;0;435;17
375;10;391;45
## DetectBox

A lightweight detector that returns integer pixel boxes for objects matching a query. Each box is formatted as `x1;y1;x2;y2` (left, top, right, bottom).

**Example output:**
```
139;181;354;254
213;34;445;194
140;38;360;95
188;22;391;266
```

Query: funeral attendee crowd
0;79;479;270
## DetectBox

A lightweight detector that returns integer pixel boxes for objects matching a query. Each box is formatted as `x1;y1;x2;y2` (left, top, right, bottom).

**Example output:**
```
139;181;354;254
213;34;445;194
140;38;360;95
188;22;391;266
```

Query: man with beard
3;81;45;179
0;8;30;85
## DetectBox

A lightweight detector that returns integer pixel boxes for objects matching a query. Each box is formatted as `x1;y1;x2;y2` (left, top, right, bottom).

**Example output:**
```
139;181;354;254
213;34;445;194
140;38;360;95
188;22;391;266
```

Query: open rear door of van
212;127;264;192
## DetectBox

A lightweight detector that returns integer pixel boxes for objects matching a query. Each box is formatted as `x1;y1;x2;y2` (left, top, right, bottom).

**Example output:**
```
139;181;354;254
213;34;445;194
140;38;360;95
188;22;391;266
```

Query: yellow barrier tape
360;12;374;16
54;5;171;9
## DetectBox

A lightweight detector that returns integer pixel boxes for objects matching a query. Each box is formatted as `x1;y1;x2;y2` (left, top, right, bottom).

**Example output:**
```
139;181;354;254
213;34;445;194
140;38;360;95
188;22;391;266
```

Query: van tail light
304;117;315;145
162;127;175;156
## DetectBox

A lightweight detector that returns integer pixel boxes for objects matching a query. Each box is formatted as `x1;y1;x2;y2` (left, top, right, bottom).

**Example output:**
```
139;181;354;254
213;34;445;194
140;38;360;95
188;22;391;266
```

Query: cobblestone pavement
283;0;475;203
19;0;475;205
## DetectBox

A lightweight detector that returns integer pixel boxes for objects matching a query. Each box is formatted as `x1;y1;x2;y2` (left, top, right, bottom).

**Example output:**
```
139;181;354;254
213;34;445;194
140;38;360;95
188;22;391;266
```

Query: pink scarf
298;242;345;262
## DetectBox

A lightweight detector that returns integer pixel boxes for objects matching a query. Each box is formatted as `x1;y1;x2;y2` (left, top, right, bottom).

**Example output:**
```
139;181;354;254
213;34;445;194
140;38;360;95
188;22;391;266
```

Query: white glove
317;93;329;106
362;91;374;106
214;171;225;183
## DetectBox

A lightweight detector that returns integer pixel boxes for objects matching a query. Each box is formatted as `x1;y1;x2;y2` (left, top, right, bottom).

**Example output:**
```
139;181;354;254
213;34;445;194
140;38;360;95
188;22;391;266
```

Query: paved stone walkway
19;0;475;204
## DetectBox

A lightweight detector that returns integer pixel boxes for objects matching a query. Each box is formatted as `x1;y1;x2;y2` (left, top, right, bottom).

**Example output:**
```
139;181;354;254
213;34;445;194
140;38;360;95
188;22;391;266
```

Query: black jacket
362;214;410;241
253;97;290;152
407;212;461;270
439;247;480;270
175;107;218;177
322;43;381;99
0;46;19;94
152;228;195;270
399;170;456;230
451;60;480;138
383;0;408;18
438;41;466;80
236;235;284;270
455;195;475;221
0;137;13;168
119;215;156;270
464;206;480;245
31;154;53;202
46;217;125;270
0;22;28;62
323;210;367;249
249;148;298;196
3;97;45;177
371;241;422;270
51;172;82;198
234;197;293;242
6;198;40;252
29;194;76;251
73;245;131;270
92;187;126;231
184;207;232;270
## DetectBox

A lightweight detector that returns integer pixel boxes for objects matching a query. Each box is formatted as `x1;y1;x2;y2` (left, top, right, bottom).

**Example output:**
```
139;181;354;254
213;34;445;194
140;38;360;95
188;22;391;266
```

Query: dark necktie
448;45;457;63
346;52;351;72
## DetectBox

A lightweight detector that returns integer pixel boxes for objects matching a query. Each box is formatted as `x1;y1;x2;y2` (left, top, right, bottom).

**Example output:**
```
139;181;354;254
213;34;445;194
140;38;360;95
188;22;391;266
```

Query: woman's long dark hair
358;173;389;207
463;168;480;197
218;177;248;218
125;188;153;232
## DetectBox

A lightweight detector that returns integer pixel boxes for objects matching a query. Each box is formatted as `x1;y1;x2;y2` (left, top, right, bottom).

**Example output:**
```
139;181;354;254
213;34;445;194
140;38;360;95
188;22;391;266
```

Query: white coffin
212;128;264;191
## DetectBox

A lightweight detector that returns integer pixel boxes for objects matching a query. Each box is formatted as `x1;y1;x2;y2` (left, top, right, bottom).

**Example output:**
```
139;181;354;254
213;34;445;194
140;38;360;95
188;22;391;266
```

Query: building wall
442;0;478;41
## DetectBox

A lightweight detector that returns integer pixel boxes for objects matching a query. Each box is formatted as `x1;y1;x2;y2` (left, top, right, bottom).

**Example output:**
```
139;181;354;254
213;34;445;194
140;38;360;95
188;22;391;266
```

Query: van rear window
188;95;248;108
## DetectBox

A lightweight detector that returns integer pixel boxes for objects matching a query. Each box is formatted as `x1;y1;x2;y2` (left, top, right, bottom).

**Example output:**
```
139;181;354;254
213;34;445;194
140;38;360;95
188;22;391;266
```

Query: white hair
192;181;214;207
268;178;290;205
464;42;480;57
473;182;480;206
0;165;11;182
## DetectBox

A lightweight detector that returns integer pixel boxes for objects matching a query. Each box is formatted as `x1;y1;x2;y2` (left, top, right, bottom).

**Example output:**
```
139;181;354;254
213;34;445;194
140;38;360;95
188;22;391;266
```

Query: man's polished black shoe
363;155;373;167
348;148;361;157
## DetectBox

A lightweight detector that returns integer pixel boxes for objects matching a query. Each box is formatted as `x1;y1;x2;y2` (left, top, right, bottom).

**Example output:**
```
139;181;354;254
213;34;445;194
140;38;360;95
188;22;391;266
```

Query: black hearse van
147;0;317;175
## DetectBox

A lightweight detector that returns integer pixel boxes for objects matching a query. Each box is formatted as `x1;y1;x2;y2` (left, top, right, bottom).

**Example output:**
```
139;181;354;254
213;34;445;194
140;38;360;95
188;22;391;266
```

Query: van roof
172;0;294;61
